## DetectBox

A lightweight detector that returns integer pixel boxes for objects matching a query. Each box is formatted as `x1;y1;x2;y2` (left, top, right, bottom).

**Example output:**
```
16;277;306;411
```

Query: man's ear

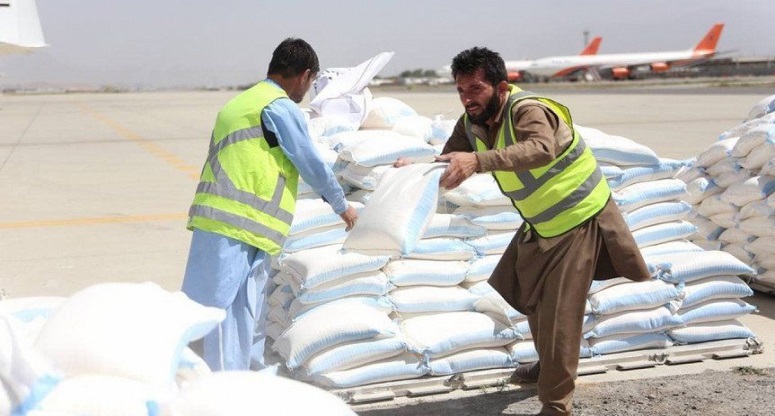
497;80;509;95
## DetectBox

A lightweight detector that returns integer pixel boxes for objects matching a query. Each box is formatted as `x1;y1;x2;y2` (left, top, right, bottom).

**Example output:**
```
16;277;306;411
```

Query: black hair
267;38;320;78
450;47;507;86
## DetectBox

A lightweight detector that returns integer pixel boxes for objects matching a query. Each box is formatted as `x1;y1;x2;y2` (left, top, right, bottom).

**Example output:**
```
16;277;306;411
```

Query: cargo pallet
335;337;764;405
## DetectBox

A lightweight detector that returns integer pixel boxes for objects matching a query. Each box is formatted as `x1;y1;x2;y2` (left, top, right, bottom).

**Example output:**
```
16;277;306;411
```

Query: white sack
389;286;480;314
428;347;512;376
720;175;775;207
308;352;429;389
694;137;738;168
731;123;775;157
33;282;224;388
574;125;659;166
613;179;687;213
682;275;754;308
279;244;390;291
401;311;521;359
588;332;672;356
587;279;683;315
743;94;775;122
653;250;755;284
167;371;357;416
392;114;433;142
361;96;418;129
309;51;393;128
384;259;469;287
34;374;161;416
338;134;436;167
274;299;398;370
343;163;446;256
668;319;756;344
0;313;59;415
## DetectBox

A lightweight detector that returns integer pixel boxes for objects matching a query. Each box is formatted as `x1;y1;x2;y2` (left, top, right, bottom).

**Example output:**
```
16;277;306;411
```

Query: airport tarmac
1;86;774;390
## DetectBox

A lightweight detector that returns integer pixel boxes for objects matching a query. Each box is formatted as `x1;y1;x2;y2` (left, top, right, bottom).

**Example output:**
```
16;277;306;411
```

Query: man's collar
263;78;281;89
489;90;510;127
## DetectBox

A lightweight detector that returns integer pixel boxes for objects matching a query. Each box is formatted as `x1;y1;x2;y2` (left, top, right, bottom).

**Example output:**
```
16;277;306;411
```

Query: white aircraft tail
0;0;47;55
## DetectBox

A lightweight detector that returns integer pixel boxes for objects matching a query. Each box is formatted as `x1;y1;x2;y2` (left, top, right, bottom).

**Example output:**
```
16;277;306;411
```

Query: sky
1;0;774;89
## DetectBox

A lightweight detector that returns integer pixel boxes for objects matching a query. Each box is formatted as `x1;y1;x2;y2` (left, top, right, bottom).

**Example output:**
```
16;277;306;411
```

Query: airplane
0;0;47;56
521;23;724;81
437;36;602;83
504;36;602;82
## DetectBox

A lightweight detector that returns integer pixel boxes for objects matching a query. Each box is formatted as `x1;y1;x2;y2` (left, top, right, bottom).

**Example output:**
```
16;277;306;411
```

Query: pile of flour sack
262;91;775;389
3;87;774;414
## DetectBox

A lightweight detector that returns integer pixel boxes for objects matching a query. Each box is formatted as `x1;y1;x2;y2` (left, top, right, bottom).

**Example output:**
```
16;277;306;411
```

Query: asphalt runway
1;85;773;387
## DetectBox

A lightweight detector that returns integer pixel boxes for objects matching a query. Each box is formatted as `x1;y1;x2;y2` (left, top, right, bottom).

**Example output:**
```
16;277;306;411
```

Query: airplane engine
507;71;522;82
650;62;670;72
611;67;630;80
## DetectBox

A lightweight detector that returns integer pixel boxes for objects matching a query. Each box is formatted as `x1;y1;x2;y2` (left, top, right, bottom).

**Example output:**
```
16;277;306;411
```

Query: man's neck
267;74;291;95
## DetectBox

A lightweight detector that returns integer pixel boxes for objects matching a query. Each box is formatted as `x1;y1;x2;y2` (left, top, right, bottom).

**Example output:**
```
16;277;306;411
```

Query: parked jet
522;23;724;81
0;0;47;55
504;36;602;82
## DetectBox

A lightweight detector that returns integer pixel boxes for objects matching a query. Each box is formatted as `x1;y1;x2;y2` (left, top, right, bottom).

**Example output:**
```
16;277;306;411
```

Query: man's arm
440;116;474;154
435;116;479;189
262;100;358;229
437;104;560;189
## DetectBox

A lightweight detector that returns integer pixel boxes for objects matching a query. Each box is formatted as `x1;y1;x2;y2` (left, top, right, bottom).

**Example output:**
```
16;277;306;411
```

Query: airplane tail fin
580;36;602;55
692;23;724;55
0;0;47;55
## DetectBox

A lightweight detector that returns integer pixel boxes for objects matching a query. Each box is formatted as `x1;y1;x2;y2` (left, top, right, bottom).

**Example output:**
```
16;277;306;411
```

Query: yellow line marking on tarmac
0;213;187;229
75;102;201;180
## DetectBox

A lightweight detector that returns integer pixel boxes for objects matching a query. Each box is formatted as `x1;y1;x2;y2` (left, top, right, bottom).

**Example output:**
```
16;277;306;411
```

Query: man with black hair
182;38;358;371
401;47;651;415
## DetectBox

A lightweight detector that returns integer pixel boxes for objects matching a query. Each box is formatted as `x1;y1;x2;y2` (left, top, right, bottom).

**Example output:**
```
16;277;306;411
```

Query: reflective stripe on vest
195;125;293;225
464;86;609;237
188;82;297;254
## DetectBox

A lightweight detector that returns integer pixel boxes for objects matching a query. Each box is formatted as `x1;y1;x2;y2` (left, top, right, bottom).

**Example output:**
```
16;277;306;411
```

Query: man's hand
340;204;359;231
436;152;479;190
393;157;413;168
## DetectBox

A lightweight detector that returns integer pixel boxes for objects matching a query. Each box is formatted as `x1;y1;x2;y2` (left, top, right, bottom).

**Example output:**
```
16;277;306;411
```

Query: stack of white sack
299;100;454;200
266;199;404;389
267;162;523;388
268;93;758;390
341;163;524;381
577;124;758;351
266;98;447;388
2;284;356;415
264;76;456;388
675;93;775;293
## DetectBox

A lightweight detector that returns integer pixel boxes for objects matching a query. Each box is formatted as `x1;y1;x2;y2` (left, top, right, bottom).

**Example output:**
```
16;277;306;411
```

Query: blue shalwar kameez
182;79;348;371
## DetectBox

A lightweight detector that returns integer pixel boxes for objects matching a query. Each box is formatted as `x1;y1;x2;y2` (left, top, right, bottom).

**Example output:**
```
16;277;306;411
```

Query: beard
467;92;502;125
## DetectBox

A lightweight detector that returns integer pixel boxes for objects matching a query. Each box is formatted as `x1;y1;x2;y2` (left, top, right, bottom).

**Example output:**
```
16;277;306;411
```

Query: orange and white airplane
504;36;602;82
521;23;724;81
0;0;47;55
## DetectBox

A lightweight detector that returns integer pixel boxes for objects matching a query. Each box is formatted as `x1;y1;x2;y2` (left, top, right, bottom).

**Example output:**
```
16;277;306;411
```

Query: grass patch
735;366;768;376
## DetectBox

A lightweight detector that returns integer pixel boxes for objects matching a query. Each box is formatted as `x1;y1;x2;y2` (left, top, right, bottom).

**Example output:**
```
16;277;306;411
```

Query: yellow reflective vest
188;81;299;255
464;85;610;238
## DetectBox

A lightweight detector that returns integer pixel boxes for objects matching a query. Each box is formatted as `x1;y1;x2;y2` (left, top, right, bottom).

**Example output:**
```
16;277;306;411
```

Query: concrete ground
1;82;774;390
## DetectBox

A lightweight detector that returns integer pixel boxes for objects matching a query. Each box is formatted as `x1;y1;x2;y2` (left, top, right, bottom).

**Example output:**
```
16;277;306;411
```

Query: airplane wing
0;0;47;56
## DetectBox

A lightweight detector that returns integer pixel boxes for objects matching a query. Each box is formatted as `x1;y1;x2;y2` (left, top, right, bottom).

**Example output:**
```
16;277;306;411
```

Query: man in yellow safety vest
182;38;358;371
399;47;651;416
